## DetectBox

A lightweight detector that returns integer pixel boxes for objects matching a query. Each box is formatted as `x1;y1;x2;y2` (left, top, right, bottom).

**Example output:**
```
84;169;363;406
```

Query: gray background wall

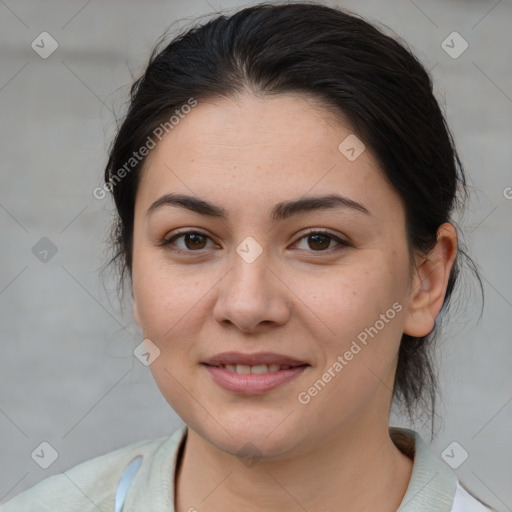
1;0;511;509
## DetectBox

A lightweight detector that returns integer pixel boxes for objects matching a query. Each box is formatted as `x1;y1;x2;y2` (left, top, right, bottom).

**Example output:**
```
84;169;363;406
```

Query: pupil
309;234;329;250
186;233;205;250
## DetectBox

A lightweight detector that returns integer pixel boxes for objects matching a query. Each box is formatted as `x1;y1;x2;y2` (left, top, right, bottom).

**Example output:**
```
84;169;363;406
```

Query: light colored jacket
0;425;493;511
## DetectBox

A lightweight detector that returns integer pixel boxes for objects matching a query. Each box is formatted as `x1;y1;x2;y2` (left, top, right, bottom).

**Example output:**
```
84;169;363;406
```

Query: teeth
221;363;295;374
251;364;271;374
236;364;251;374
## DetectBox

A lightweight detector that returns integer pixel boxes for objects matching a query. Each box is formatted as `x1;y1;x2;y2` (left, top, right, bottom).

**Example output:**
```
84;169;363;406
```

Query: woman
1;2;494;511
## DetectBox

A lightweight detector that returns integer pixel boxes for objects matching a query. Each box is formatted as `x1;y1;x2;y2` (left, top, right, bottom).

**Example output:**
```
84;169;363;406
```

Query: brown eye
162;230;215;252
307;233;331;250
183;233;207;250
294;230;349;252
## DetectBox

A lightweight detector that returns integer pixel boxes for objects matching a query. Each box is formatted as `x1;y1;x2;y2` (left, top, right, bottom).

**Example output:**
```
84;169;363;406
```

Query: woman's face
132;93;423;458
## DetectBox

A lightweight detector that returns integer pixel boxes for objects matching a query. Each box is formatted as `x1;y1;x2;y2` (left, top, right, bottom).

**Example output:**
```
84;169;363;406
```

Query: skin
131;92;458;512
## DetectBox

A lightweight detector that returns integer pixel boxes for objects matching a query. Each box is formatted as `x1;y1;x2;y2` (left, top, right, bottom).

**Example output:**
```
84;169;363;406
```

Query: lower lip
202;364;308;394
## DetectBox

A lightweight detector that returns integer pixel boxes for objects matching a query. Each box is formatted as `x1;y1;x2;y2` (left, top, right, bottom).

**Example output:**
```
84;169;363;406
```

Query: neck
174;416;413;512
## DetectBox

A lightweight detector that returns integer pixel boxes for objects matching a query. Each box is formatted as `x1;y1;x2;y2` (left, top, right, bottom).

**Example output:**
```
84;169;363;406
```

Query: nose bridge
227;240;272;302
213;238;290;330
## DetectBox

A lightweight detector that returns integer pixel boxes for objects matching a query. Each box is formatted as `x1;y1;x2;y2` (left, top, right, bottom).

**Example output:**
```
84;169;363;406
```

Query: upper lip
202;352;308;367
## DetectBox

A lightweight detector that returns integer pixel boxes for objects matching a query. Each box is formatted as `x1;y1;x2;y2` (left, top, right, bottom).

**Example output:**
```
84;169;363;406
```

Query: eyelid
160;229;217;249
160;227;351;253
293;228;351;249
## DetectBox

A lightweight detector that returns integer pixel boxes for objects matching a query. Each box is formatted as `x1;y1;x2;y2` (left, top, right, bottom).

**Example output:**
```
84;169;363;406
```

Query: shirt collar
128;425;457;512
391;427;458;511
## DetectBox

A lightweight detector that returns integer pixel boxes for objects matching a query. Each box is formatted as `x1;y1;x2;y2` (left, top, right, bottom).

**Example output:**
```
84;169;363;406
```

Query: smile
202;363;309;394
208;363;303;374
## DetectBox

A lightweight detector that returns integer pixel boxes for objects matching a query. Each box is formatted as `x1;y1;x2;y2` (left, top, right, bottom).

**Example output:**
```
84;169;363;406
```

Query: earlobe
403;223;458;338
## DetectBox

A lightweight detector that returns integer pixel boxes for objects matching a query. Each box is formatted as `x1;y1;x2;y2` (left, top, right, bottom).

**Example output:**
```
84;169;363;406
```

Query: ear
403;223;458;337
132;287;141;328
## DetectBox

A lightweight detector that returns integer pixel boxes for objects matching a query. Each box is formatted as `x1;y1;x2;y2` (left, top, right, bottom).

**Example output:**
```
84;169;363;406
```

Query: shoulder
0;435;171;512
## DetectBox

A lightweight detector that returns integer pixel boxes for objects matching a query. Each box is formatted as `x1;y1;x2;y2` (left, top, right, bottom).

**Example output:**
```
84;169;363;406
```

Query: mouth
201;351;310;394
202;351;308;368
201;356;310;394
203;362;308;374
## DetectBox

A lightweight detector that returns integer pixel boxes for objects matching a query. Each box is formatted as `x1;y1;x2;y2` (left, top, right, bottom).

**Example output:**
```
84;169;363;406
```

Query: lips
201;352;310;394
203;364;309;394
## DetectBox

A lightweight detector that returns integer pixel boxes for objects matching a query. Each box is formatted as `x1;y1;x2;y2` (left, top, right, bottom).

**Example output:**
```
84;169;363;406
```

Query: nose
212;249;291;333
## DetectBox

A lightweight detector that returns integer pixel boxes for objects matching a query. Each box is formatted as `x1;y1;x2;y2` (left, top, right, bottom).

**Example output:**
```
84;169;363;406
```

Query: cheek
295;263;392;333
131;251;222;372
299;265;406;411
131;256;205;410
302;258;407;371
132;250;196;332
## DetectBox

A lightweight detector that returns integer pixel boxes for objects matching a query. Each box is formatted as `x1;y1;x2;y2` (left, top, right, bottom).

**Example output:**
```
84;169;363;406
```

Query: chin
193;412;306;460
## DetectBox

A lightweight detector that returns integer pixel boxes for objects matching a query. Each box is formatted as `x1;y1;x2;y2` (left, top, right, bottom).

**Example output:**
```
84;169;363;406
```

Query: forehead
136;93;403;224
146;93;350;164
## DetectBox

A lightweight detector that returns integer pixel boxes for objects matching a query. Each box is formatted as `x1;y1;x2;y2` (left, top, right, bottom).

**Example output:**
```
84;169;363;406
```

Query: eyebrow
146;193;372;221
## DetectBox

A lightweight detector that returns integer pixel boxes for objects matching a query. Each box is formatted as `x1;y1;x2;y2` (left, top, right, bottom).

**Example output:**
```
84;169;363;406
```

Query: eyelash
160;228;351;255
